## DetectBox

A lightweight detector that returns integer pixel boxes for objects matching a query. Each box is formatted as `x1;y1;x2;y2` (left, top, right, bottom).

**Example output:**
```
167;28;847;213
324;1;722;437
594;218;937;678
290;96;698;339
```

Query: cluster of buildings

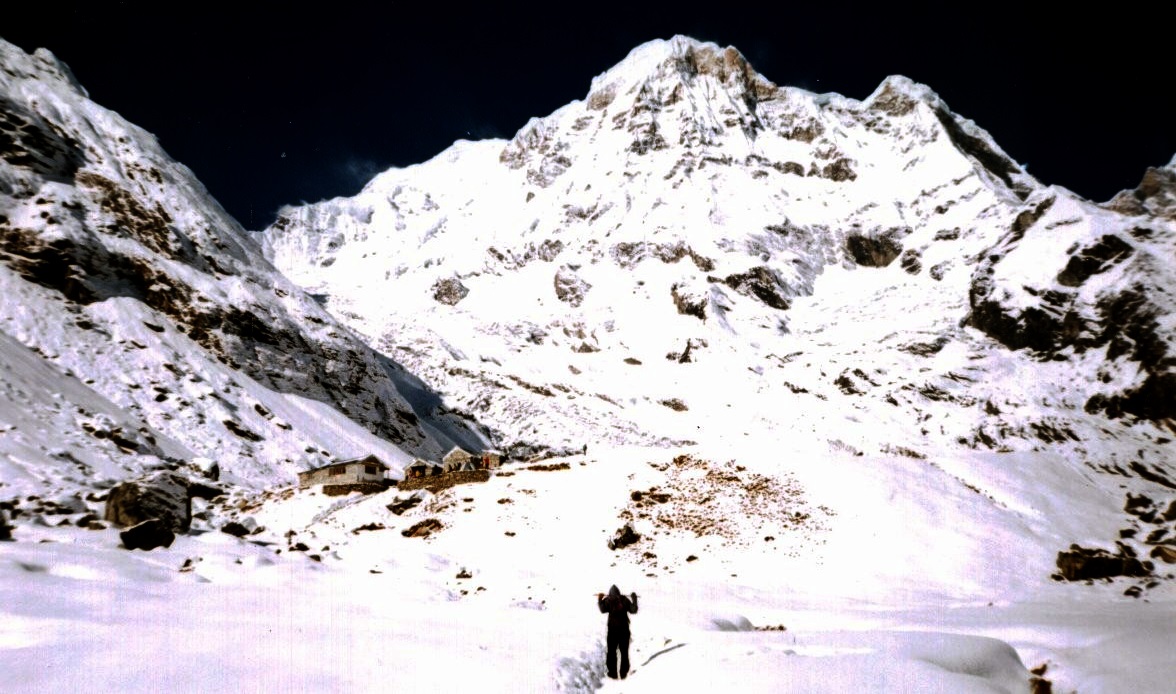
404;447;500;479
296;447;501;494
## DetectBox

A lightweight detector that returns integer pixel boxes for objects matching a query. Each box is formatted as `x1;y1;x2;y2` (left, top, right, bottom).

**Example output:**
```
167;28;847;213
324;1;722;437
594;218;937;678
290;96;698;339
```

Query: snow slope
4;443;1174;692
0;37;487;498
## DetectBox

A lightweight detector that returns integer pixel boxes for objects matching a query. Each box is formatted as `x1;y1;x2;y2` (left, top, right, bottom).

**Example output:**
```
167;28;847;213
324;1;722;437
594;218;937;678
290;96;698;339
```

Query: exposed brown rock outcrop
432;277;469;306
845;231;904;268
1106;163;1176;220
720;266;791;310
1056;544;1152;581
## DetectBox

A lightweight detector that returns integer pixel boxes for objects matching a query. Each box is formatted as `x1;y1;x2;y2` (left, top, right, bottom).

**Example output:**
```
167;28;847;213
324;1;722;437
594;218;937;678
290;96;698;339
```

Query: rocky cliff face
0;39;481;493
965;185;1176;421
245;42;951;441
260;35;1174;486
1107;155;1176;221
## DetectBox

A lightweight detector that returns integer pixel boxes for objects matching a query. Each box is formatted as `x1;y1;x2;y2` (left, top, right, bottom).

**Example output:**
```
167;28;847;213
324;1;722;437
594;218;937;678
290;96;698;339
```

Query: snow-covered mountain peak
863;74;941;113
1;42;88;96
585;35;775;109
261;33;1175;470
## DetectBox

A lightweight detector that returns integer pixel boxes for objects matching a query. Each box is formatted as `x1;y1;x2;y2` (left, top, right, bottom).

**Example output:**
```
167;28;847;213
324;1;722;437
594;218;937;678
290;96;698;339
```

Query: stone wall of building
299;464;385;489
397;469;491;492
322;482;388;496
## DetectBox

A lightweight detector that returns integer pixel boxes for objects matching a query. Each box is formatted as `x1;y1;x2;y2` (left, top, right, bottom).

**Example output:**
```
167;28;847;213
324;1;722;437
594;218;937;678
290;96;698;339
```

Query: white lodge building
297;454;388;489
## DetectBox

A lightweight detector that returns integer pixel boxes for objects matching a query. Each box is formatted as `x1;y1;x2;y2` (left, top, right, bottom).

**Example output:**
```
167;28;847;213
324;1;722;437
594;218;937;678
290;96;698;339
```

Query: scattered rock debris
524;462;571;472
387;494;424;516
622;455;831;547
351;522;386;534
401;518;443;538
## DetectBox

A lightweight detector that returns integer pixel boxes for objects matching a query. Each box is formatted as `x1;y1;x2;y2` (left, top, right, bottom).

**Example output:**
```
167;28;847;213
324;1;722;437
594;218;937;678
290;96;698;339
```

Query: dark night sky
5;3;1172;229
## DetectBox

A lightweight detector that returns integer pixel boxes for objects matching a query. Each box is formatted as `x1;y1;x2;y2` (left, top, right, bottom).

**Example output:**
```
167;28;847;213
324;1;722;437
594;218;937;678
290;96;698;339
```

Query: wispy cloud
338;157;386;189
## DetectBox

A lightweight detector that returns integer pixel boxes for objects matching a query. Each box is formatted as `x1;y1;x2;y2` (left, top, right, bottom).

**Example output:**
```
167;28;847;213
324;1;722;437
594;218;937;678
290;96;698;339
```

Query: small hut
298;454;388;489
404;459;444;479
442;447;476;473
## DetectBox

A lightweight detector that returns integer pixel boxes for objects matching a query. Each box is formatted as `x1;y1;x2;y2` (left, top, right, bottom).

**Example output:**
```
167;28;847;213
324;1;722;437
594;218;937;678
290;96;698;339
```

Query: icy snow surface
4;444;1176;692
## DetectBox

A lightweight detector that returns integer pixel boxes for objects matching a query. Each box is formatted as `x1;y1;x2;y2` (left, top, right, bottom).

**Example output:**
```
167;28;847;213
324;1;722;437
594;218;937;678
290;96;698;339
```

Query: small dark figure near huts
597;584;639;679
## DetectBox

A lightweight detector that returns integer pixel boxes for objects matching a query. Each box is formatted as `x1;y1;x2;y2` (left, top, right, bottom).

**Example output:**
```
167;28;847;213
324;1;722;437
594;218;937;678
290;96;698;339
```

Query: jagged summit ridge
260;35;1056;453
261;34;1176;462
1107;151;1176;220
584;35;776;118
499;35;778;186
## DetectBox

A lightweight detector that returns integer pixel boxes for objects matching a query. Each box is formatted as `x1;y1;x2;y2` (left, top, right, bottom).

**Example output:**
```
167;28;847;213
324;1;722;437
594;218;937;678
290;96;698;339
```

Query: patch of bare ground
619;455;833;559
524;462;571;472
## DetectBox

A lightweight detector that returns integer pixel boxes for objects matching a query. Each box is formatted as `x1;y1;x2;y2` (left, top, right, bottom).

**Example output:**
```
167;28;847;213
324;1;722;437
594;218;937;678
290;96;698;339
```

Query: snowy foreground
4;444;1174;693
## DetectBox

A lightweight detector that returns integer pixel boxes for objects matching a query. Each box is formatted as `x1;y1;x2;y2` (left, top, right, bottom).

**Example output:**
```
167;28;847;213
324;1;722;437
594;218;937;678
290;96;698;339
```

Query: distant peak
1107;153;1176;218
0;39;89;96
32;47;88;95
586;35;775;110
863;75;942;116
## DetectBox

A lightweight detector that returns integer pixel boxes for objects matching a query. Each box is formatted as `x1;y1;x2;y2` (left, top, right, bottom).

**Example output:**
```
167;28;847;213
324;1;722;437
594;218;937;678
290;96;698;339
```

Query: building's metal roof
299;454;389;475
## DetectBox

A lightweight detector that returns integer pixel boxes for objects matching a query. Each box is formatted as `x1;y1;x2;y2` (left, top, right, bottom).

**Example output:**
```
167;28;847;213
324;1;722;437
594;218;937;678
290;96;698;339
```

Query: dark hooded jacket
598;585;638;633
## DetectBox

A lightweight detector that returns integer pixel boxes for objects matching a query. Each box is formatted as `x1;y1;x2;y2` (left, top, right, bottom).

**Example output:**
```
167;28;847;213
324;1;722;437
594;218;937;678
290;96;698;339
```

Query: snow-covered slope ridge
0;38;484;493
261;35;1174;459
967;186;1176;422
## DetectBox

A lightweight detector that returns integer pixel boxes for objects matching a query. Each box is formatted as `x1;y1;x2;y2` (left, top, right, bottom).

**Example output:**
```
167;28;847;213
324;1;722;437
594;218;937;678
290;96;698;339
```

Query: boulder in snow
0;510;13;541
119;518;176;551
608;522;641;550
431;277;469;305
845;231;904;267
387;492;426;516
221;517;262;537
104;471;207;533
553;265;591;307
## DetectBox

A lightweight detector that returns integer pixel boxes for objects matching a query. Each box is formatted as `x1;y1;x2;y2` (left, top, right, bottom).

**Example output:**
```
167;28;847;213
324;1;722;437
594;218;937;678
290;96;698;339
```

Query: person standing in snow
597;584;639;679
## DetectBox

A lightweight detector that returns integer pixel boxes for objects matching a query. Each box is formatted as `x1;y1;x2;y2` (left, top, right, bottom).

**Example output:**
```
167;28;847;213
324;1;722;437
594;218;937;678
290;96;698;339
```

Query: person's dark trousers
606;629;631;679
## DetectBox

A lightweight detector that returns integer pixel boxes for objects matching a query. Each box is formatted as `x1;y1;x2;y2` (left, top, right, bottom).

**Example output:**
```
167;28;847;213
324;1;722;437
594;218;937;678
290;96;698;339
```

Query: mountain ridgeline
0;38;485;493
260;36;1175;458
2;33;1174;508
